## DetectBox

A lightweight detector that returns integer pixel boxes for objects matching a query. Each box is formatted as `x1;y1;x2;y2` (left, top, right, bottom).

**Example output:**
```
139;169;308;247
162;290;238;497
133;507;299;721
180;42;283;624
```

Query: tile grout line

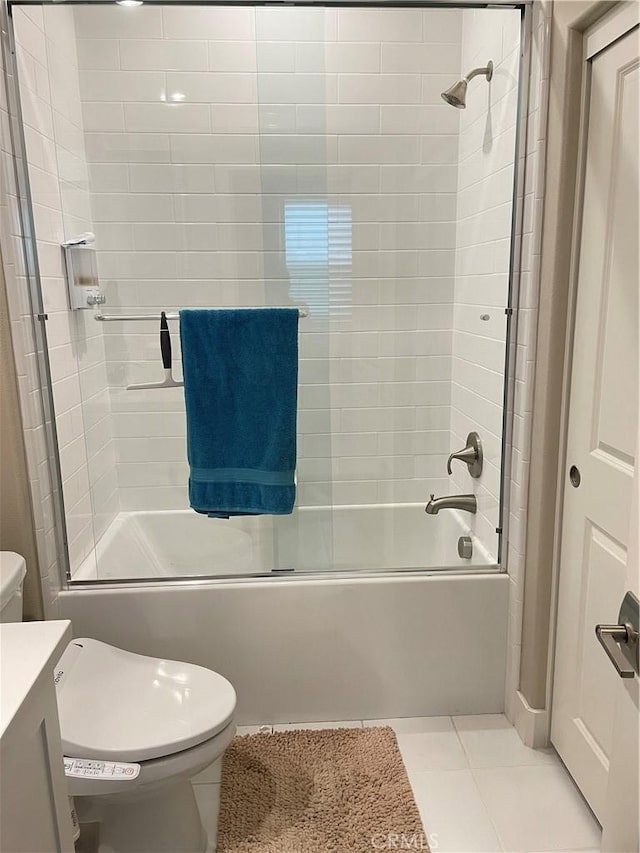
450;713;475;768
467;764;508;853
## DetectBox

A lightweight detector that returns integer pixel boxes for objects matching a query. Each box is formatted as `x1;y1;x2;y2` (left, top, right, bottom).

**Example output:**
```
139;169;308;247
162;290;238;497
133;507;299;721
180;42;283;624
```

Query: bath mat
217;726;427;853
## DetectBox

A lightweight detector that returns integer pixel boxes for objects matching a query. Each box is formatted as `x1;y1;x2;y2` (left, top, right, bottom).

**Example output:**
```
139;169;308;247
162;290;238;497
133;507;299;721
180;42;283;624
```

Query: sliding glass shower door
11;2;522;582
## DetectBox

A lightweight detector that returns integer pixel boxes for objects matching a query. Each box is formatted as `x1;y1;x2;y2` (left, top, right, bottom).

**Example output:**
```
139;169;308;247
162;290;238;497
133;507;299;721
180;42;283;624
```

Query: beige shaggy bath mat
217;726;427;853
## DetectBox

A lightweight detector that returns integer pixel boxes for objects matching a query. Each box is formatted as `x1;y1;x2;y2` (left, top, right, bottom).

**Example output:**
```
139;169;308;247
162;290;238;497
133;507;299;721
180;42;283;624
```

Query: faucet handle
446;432;483;478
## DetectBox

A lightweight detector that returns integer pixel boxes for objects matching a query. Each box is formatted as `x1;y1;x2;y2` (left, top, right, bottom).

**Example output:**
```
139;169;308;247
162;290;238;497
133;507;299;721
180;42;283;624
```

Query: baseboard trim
514;689;551;748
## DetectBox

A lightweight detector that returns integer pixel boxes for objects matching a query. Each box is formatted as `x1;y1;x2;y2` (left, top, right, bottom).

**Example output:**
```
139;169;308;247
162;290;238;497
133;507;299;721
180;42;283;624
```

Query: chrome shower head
441;60;493;109
441;79;468;109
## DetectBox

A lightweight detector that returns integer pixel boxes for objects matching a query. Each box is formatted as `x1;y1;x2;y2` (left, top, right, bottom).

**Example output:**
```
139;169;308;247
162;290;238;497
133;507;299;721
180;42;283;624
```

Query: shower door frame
0;0;532;589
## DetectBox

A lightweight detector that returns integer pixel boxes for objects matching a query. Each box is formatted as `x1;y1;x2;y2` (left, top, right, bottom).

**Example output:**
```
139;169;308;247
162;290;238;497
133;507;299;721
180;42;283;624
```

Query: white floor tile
193;783;220;850
192;757;222;784
453;715;558;768
410;769;504;852
472;765;601;853
209;716;598;853
372;717;468;772
272;720;363;731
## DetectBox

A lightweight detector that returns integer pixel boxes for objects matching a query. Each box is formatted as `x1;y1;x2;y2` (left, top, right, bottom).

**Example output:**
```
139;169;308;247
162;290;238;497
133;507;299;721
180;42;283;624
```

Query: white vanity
0;620;75;852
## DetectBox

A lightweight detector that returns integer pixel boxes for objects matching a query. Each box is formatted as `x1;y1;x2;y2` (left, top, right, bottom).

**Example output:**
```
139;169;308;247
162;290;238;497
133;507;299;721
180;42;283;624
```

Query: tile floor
192;714;602;853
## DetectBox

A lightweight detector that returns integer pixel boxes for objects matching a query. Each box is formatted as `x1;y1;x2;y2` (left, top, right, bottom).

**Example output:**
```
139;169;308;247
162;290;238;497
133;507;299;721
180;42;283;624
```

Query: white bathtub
60;572;508;723
62;504;507;723
74;504;494;581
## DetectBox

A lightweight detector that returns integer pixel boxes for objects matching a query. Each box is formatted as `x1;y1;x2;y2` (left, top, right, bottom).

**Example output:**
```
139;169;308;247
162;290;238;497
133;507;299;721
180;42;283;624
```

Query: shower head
441;60;493;109
441;79;468;109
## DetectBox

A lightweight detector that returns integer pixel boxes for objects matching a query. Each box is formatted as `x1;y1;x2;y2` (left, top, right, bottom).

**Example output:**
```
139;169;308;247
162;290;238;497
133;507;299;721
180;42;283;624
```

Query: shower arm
464;63;493;83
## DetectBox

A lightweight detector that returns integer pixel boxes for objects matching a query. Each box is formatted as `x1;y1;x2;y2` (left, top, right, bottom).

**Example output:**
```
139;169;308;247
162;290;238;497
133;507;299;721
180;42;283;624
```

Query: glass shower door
11;1;522;583
255;6;336;573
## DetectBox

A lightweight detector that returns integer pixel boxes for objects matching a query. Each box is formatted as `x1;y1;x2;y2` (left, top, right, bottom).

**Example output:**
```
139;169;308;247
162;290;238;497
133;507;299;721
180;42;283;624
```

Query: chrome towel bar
94;308;308;322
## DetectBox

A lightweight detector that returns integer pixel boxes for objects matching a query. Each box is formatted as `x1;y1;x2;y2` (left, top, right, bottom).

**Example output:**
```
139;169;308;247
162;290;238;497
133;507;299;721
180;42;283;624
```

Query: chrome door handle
595;592;640;679
595;625;636;678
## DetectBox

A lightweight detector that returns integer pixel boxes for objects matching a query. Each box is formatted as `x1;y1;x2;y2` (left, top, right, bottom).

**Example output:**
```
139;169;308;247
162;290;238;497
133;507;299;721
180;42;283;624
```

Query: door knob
447;432;483;478
595;591;639;678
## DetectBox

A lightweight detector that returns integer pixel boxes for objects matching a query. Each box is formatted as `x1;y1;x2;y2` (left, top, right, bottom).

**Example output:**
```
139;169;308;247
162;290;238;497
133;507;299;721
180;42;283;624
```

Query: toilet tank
0;552;27;622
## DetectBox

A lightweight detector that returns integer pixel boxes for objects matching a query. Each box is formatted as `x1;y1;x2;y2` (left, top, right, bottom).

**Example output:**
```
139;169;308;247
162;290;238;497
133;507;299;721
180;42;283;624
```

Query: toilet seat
56;638;236;762
65;719;236;798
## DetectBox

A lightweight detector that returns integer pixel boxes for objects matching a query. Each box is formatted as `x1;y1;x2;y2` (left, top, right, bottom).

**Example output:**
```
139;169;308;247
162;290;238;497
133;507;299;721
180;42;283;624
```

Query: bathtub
74;503;495;581
61;504;508;723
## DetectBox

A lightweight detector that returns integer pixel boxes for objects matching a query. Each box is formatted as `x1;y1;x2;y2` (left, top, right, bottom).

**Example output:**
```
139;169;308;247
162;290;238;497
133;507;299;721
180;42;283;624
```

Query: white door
551;8;639;829
600;423;639;853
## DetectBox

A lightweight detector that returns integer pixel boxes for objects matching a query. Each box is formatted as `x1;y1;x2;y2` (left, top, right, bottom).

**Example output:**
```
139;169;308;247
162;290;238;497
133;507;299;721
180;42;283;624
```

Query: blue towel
180;308;298;517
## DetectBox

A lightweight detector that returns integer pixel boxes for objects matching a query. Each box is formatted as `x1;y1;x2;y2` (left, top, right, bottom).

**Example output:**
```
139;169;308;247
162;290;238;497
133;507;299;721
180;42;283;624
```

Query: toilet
0;551;237;852
55;638;237;853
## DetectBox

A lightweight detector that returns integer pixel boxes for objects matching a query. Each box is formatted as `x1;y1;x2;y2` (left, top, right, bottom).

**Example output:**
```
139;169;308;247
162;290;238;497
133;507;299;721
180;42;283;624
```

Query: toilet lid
55;639;236;762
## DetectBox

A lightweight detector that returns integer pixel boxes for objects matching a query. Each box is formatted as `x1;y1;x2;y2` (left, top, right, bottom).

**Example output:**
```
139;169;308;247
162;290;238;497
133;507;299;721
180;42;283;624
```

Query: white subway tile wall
449;9;521;557
72;5;468;516
13;6;119;576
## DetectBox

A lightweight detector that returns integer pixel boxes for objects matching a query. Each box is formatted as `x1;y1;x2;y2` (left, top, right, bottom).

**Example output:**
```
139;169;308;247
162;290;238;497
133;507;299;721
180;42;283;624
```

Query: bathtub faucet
425;494;477;515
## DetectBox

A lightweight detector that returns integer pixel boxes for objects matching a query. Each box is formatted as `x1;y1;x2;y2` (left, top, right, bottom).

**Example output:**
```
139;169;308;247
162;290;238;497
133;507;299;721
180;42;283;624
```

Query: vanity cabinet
1;620;74;852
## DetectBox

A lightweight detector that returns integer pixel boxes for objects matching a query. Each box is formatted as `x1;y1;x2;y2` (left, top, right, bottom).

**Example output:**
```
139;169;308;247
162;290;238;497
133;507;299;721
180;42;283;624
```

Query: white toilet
0;552;237;851
56;638;237;853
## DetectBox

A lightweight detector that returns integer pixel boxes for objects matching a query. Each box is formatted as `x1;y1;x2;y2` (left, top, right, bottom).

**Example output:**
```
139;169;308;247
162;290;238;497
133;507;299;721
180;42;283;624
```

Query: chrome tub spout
425;494;477;515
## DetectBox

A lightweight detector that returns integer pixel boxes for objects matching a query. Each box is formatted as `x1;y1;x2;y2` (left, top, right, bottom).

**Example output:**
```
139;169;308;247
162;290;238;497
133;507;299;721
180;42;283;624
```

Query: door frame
517;0;638;744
